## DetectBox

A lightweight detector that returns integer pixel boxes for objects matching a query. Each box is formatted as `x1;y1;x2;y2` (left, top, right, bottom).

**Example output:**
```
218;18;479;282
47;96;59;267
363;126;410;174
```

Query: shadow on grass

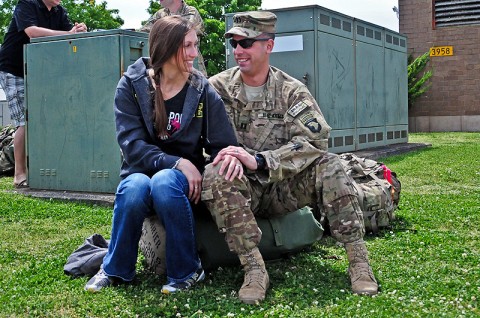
379;146;434;164
105;242;354;316
111;213;418;316
362;215;417;239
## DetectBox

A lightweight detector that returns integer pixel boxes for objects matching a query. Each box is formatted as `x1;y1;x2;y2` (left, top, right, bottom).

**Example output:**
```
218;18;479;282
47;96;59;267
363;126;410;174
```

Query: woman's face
176;29;198;73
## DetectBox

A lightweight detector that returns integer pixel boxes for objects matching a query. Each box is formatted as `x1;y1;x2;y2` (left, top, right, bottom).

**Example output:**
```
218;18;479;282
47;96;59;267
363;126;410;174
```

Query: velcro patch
258;112;284;119
287;99;313;117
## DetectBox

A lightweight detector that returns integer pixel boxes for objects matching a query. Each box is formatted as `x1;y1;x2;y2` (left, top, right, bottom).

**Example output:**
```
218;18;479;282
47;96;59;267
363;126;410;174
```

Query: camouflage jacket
209;66;331;184
138;1;204;34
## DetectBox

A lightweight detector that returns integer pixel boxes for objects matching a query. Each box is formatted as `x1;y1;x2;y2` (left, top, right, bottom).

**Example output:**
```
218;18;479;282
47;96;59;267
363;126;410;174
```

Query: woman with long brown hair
85;16;240;294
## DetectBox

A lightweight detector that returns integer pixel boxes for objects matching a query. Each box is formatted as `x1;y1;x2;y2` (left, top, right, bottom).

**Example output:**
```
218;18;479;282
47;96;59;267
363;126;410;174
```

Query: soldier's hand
214;146;257;171
218;155;244;181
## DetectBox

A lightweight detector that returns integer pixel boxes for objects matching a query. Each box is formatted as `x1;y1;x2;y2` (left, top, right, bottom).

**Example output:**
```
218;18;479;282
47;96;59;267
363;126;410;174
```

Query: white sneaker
84;268;115;293
161;267;205;294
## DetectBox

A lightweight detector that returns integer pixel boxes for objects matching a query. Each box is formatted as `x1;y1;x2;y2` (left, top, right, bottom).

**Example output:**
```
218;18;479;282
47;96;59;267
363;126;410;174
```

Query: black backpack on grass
339;153;401;234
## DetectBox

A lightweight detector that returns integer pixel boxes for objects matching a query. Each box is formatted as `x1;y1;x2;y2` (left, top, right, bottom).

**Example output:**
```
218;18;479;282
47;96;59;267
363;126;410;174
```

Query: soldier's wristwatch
254;153;267;170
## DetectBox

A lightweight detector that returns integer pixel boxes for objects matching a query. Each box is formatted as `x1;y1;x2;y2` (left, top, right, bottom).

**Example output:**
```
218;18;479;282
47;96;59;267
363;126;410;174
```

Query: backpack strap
369;212;379;233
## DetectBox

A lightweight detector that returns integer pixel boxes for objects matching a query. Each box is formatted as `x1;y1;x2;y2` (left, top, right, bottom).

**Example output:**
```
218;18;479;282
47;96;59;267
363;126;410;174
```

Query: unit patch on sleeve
299;111;322;133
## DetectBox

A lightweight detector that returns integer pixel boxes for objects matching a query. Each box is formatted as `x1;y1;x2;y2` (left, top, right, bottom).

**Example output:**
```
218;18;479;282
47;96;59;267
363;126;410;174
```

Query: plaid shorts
0;71;25;127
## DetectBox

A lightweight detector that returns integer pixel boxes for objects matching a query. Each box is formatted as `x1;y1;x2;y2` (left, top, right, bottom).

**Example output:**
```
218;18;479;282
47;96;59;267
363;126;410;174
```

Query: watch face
255;154;266;169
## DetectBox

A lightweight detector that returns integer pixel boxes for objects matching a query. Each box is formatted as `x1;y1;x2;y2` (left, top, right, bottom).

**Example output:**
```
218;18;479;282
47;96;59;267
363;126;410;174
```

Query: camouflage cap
225;11;277;38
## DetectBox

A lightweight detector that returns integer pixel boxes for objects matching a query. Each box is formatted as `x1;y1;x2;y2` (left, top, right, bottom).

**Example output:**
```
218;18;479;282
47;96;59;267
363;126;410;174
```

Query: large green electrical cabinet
226;6;408;153
25;30;149;193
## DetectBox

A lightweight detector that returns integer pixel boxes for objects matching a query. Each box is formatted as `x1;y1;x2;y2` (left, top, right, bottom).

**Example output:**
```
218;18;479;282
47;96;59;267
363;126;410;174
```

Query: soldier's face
232;35;272;78
159;0;174;8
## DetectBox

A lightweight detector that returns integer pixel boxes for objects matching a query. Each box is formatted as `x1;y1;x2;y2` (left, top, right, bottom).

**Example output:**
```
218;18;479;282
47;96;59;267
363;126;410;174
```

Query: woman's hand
175;158;202;204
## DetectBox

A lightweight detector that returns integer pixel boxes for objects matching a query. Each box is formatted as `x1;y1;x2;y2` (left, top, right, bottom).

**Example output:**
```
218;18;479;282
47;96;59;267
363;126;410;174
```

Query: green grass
0;132;479;317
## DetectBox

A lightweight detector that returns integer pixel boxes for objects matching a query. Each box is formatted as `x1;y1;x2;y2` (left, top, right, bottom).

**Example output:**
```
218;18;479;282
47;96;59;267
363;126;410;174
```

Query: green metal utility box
226;6;408;153
25;30;149;193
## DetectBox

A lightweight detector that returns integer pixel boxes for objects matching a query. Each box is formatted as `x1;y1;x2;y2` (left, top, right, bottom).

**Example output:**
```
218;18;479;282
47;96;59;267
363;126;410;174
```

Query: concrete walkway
15;142;431;207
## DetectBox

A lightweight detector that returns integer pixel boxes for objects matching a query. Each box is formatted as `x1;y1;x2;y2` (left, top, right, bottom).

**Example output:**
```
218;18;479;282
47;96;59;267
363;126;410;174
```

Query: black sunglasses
229;38;270;49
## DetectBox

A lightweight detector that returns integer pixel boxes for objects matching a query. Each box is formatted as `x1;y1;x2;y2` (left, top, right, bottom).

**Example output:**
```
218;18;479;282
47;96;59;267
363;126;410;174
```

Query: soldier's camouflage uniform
202;66;365;255
138;1;207;76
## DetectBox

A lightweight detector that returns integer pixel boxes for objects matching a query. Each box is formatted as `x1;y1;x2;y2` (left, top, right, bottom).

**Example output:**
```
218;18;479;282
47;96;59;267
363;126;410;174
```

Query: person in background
139;0;207;76
0;0;86;188
202;11;378;305
85;16;239;294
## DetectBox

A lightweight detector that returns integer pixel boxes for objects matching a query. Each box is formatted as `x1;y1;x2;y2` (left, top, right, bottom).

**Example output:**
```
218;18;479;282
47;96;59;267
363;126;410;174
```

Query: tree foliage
146;0;262;75
408;52;433;109
1;0;261;74
0;0;16;42
62;0;124;31
0;0;123;43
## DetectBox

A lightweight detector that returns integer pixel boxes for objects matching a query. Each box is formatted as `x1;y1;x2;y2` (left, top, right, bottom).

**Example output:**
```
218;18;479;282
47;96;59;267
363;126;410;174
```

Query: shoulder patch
287;99;313;117
299;111;322;133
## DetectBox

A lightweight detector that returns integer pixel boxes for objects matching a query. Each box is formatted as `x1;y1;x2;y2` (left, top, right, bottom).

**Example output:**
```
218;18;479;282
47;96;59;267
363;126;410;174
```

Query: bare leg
13;126;27;186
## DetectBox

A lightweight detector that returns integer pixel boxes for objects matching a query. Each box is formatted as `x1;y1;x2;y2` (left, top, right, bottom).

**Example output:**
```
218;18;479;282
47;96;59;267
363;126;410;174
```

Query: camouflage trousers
201;153;365;255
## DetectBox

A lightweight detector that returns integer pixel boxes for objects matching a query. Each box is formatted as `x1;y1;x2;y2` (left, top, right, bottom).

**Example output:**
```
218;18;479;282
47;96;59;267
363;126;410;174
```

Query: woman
85;16;241;294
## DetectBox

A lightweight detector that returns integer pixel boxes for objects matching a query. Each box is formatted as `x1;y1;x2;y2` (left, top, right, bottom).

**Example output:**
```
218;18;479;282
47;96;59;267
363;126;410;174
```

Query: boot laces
351;244;368;263
244;253;261;270
246;267;266;282
350;262;374;282
349;244;374;282
243;253;266;286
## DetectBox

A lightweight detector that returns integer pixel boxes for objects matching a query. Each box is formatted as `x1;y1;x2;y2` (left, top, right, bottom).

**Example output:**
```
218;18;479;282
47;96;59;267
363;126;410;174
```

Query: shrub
408;52;433;108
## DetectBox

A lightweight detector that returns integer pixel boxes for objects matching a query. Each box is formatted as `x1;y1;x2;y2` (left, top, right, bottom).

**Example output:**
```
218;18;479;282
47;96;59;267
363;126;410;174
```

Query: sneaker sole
84;286;101;293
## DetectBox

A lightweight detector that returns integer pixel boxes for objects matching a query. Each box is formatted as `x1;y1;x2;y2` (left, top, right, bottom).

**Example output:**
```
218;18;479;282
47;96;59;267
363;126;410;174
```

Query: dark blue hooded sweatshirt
114;57;238;178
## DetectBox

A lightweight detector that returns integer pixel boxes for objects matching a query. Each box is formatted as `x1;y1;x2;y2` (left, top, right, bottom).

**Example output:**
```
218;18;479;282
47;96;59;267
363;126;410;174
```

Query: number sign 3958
430;46;454;56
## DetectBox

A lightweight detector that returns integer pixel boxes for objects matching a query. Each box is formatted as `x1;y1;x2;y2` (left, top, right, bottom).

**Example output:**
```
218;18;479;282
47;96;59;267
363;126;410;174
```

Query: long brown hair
148;15;195;138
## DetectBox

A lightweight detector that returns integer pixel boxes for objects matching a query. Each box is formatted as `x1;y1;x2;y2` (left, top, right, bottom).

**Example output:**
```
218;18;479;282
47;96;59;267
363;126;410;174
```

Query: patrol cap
225;11;277;38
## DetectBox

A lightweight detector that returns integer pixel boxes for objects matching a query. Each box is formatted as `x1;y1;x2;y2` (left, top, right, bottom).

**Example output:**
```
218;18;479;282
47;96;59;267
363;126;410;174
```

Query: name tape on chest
258;112;284;119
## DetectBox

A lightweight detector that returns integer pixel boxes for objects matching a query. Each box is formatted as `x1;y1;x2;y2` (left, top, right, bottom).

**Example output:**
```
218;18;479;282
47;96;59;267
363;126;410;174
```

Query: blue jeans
102;170;201;283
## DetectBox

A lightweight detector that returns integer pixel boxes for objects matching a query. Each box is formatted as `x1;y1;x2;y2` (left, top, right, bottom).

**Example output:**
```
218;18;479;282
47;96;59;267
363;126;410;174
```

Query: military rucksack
139;206;324;274
0;125;15;175
339;153;401;234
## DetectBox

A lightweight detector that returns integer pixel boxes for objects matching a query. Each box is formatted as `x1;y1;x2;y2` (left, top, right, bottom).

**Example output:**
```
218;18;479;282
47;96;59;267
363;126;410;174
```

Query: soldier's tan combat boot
345;240;378;295
238;247;270;305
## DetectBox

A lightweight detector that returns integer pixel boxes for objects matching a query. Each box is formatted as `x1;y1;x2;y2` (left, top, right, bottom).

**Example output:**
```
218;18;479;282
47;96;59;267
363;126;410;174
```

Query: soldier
202;11;378;305
138;0;207;76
